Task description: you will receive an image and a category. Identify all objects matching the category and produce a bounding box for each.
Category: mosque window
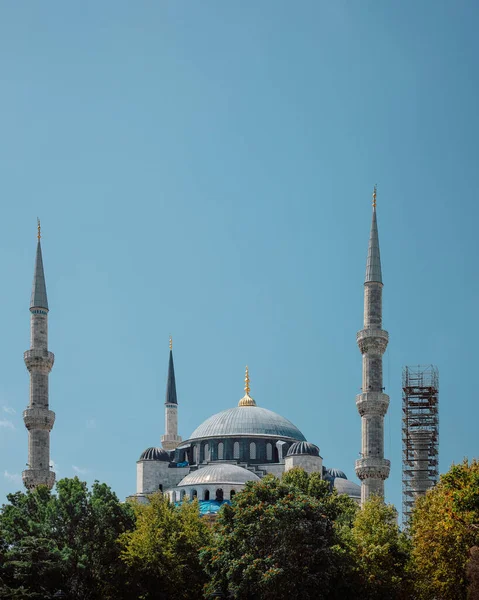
[204,490,210,500]
[266,443,272,461]
[233,441,240,459]
[192,489,197,499]
[250,442,256,460]
[204,443,210,462]
[218,442,224,460]
[230,490,236,500]
[216,488,224,502]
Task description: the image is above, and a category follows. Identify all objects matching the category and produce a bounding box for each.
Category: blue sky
[0,1,478,516]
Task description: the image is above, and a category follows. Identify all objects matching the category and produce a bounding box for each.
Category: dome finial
[244,365,250,395]
[372,185,377,209]
[238,365,256,407]
[37,218,41,241]
[169,335,172,351]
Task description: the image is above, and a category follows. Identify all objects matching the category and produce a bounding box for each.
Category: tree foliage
[119,492,211,600]
[0,477,134,600]
[411,459,479,600]
[201,473,341,600]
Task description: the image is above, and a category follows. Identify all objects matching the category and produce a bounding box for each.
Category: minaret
[355,188,390,504]
[22,221,56,490]
[161,337,182,451]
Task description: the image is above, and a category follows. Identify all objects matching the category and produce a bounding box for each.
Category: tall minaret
[161,337,182,451]
[355,188,390,504]
[22,221,56,490]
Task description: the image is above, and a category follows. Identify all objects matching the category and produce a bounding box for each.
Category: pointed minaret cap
[30,219,49,310]
[165,336,178,405]
[365,186,383,284]
[238,366,257,407]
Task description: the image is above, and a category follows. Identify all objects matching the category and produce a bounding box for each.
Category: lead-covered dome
[326,467,347,480]
[286,441,320,457]
[139,447,170,462]
[333,477,361,498]
[178,464,260,487]
[188,406,306,442]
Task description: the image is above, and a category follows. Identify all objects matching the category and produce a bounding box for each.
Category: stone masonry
[22,233,55,490]
[355,191,390,504]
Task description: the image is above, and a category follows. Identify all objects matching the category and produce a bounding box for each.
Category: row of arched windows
[191,441,275,463]
[172,488,236,502]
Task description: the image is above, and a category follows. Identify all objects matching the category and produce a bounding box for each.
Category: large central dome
[188,405,306,442]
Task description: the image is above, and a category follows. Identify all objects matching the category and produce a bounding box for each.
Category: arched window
[192,489,197,499]
[230,490,236,500]
[266,443,272,461]
[181,490,186,499]
[204,490,210,501]
[218,442,224,460]
[204,443,210,462]
[233,441,240,459]
[250,442,256,460]
[216,488,224,502]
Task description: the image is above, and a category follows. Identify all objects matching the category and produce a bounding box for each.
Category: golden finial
[372,185,377,209]
[37,218,41,241]
[169,335,173,351]
[239,365,256,407]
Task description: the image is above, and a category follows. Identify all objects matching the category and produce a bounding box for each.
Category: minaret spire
[355,188,390,504]
[23,222,55,490]
[161,337,182,450]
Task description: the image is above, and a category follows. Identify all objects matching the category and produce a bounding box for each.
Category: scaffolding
[402,365,439,526]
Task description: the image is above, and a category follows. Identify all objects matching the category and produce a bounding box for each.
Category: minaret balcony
[356,329,388,355]
[355,457,390,481]
[23,407,55,431]
[22,469,55,490]
[24,349,54,372]
[356,392,390,417]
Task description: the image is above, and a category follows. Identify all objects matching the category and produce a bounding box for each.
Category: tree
[201,474,339,600]
[347,495,410,600]
[0,478,135,600]
[411,459,479,600]
[119,492,211,600]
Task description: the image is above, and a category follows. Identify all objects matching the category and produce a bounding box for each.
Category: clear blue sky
[1,1,478,516]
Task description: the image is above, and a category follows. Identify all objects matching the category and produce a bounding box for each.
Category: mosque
[23,191,388,512]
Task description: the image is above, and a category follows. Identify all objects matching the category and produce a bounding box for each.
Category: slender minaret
[355,188,390,504]
[161,337,182,451]
[22,221,56,490]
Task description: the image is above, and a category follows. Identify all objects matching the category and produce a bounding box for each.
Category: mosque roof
[139,447,170,462]
[187,405,306,442]
[325,467,347,479]
[333,477,361,498]
[178,463,260,487]
[286,441,320,457]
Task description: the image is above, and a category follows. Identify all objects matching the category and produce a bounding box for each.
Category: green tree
[119,492,211,600]
[0,478,134,600]
[348,495,411,600]
[411,459,479,600]
[201,474,339,600]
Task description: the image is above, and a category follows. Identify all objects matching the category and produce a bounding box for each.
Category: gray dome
[188,406,306,442]
[178,464,260,487]
[326,467,347,480]
[286,441,319,457]
[139,447,170,462]
[334,477,361,498]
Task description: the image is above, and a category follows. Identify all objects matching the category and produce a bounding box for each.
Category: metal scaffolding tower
[402,365,439,526]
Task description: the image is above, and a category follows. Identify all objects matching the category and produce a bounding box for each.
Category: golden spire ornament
[372,185,377,209]
[37,218,41,241]
[238,365,256,407]
[169,335,173,351]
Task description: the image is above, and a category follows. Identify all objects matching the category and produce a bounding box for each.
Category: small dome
[286,441,320,457]
[326,467,347,480]
[333,477,361,498]
[139,447,170,462]
[178,464,260,487]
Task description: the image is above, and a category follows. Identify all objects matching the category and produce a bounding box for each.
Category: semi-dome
[333,477,361,498]
[286,441,320,457]
[139,447,170,462]
[188,406,306,442]
[326,467,347,480]
[178,463,260,487]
